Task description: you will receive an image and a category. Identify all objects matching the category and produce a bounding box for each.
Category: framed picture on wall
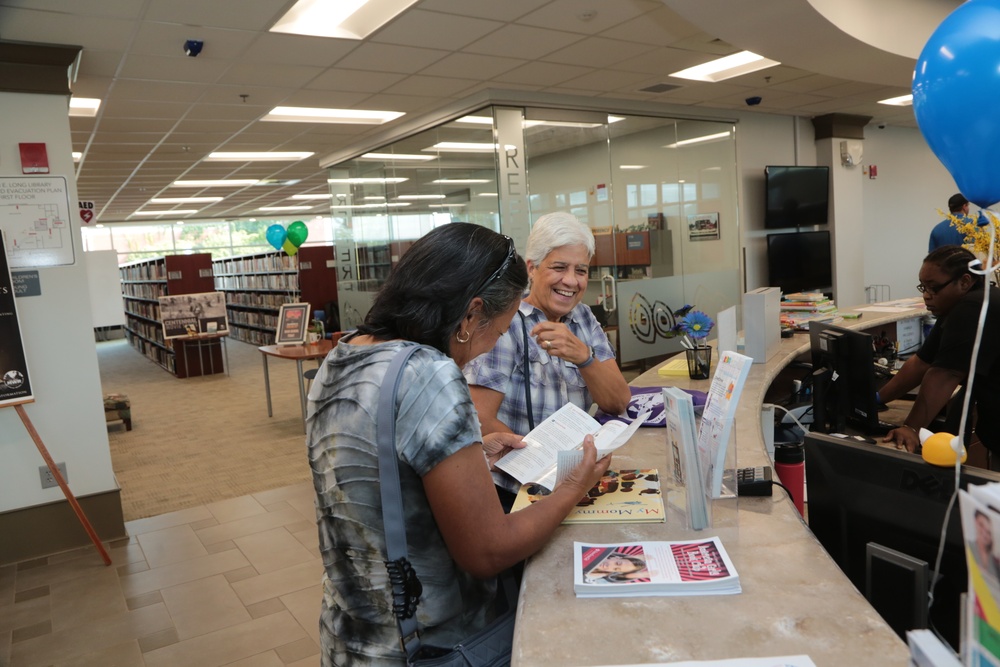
[275,302,311,346]
[687,213,720,241]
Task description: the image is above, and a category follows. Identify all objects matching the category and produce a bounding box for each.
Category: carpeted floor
[97,336,317,521]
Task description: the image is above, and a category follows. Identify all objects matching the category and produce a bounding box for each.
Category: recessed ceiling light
[430,179,491,184]
[670,51,780,82]
[172,179,260,187]
[291,194,332,200]
[360,152,436,161]
[69,97,101,117]
[425,142,501,153]
[878,94,913,106]
[258,206,316,211]
[428,203,465,208]
[175,221,185,225]
[455,115,494,125]
[263,106,404,124]
[270,0,420,40]
[205,151,313,162]
[363,196,387,201]
[664,131,731,148]
[477,193,499,198]
[608,116,626,123]
[151,197,223,204]
[328,177,408,184]
[133,210,199,216]
[331,202,412,209]
[619,165,646,170]
[397,194,446,200]
[72,152,82,162]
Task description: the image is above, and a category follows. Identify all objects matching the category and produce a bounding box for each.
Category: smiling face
[525,244,590,321]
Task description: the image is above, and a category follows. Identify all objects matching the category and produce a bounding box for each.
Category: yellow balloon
[282,238,299,256]
[921,431,967,467]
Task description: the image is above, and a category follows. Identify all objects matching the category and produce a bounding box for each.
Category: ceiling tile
[217,62,325,88]
[0,7,136,50]
[381,75,479,98]
[493,61,593,87]
[244,33,360,67]
[600,6,702,45]
[420,52,525,80]
[370,10,504,51]
[463,24,582,59]
[541,36,654,69]
[334,43,451,74]
[416,0,547,22]
[517,0,661,35]
[143,0,287,31]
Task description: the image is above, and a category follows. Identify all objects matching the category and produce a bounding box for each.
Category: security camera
[877,123,887,129]
[184,40,203,57]
[745,96,762,106]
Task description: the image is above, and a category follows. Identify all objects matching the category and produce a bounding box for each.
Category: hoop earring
[456,329,471,344]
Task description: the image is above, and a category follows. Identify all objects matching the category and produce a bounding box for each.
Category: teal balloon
[913,0,1000,207]
[287,220,309,247]
[266,224,286,250]
[282,238,299,256]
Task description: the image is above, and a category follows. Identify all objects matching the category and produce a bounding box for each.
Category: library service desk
[513,306,926,666]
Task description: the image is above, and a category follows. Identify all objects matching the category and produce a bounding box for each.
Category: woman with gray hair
[464,212,630,486]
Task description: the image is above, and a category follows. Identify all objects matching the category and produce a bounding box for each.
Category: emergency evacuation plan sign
[0,176,75,268]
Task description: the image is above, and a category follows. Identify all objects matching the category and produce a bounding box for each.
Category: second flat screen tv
[767,230,832,294]
[765,165,830,228]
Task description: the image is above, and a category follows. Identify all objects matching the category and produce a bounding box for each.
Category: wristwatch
[576,346,597,368]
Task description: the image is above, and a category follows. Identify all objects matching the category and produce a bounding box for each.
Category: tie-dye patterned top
[306,336,496,666]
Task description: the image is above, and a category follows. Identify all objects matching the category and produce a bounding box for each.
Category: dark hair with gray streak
[357,222,527,355]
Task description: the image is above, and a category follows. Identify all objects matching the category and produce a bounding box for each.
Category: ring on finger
[543,340,551,349]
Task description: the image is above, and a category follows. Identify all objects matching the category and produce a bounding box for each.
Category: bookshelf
[212,245,338,346]
[120,253,224,378]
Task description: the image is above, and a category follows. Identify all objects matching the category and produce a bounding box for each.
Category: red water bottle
[773,442,805,517]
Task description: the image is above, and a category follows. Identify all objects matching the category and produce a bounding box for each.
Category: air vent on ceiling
[639,83,681,94]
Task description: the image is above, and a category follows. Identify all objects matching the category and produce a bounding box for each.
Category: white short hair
[525,212,595,265]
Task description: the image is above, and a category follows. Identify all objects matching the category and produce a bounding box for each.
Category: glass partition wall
[328,106,740,363]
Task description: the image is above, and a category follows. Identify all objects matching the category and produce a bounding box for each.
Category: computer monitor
[805,431,1000,648]
[808,321,882,435]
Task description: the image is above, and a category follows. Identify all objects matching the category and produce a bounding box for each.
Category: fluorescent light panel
[258,206,315,211]
[206,151,313,161]
[133,210,198,215]
[878,94,913,106]
[331,202,411,209]
[291,194,333,200]
[270,0,420,40]
[263,106,404,124]
[69,97,101,117]
[397,194,445,200]
[664,131,731,148]
[360,152,436,161]
[172,179,260,187]
[150,197,223,204]
[328,177,407,184]
[619,165,646,170]
[670,50,780,82]
[72,151,82,162]
[431,179,491,184]
[425,142,499,153]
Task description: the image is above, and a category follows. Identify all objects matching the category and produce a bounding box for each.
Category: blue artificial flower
[678,310,714,340]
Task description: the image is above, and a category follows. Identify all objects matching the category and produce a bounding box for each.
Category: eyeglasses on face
[916,276,957,295]
[474,235,516,296]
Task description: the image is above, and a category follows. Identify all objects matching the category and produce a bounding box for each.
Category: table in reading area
[512,306,927,666]
[258,339,333,433]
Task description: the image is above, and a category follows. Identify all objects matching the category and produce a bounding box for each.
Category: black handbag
[377,345,517,667]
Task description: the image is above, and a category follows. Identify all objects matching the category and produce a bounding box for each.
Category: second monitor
[808,321,888,436]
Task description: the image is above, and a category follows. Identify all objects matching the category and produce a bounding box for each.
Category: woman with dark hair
[306,223,611,666]
[880,245,1000,455]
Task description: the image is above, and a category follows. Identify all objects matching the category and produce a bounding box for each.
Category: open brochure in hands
[494,403,649,492]
[574,538,741,598]
[510,469,664,524]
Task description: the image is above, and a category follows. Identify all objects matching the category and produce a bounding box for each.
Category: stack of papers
[780,292,838,330]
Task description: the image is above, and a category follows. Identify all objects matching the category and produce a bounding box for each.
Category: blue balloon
[265,224,286,251]
[913,0,1000,208]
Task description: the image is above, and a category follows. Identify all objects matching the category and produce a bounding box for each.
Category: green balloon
[287,220,309,247]
[282,238,299,256]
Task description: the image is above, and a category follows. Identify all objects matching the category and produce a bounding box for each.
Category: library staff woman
[880,245,1000,455]
[306,223,611,666]
[464,212,630,448]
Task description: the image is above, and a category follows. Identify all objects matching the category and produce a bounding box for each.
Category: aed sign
[79,200,95,224]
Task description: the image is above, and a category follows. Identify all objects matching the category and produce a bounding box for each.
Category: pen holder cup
[685,346,712,380]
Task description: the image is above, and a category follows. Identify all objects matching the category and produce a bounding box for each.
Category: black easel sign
[0,232,33,406]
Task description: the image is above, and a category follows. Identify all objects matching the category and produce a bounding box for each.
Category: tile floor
[0,481,323,667]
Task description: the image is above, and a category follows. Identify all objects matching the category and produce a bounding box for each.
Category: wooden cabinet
[212,245,338,346]
[120,253,224,378]
[592,231,651,267]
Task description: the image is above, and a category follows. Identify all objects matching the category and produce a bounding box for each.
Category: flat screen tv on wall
[765,165,830,228]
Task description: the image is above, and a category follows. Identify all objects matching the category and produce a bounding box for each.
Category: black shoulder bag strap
[377,344,425,660]
[518,312,535,431]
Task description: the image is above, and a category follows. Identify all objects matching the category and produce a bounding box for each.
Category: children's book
[573,538,741,598]
[494,402,648,491]
[510,469,664,524]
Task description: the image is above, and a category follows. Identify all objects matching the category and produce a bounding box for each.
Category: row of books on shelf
[227,326,275,346]
[124,301,160,321]
[213,253,296,275]
[225,291,293,310]
[126,319,167,347]
[120,263,169,282]
[125,330,175,372]
[123,283,167,301]
[215,273,299,291]
[226,310,279,331]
